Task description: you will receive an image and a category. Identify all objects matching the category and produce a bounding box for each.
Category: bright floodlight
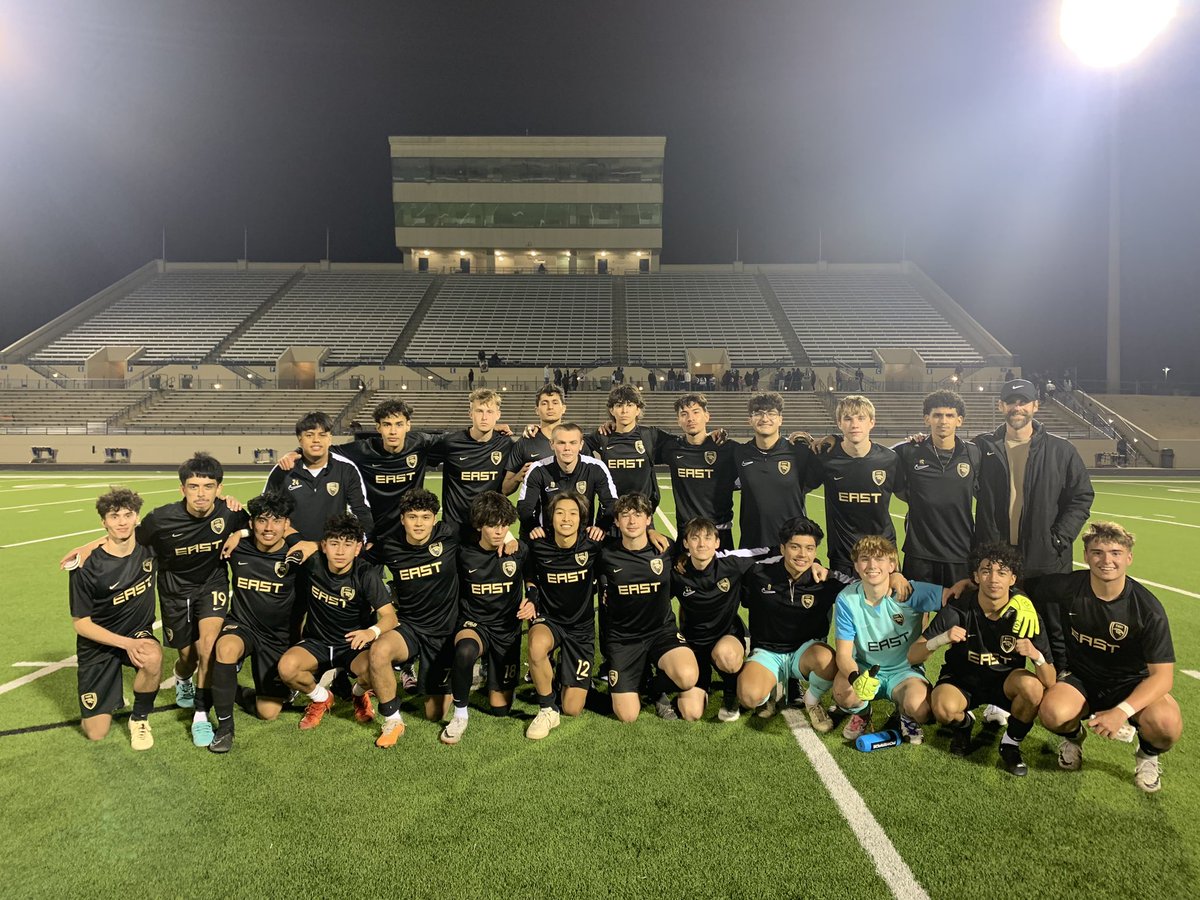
[1061,0,1178,68]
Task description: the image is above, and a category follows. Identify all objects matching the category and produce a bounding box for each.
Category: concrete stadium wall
[0,434,290,468]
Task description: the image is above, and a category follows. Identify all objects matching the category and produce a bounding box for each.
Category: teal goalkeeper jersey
[834,581,942,670]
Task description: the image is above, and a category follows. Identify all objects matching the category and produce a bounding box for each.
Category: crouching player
[441,492,532,745]
[1035,521,1183,793]
[278,514,397,731]
[69,487,162,750]
[908,543,1054,775]
[737,518,848,729]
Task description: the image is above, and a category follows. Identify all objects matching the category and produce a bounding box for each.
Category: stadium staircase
[23,364,68,387]
[385,277,445,365]
[610,276,628,365]
[333,390,374,432]
[754,275,811,368]
[107,390,161,427]
[203,268,305,363]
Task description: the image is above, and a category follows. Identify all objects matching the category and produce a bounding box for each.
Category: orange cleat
[352,690,375,724]
[299,696,334,730]
[374,715,406,748]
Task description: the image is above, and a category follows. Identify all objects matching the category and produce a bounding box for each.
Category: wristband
[1117,700,1136,718]
[369,625,382,639]
[238,528,250,539]
[1033,654,1046,667]
[924,633,950,652]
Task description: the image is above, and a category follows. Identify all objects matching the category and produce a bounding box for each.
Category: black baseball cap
[1001,379,1037,403]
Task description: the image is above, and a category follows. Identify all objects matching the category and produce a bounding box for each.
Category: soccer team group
[64,379,1184,791]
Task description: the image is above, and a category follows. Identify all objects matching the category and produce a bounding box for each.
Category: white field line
[1094,490,1200,505]
[1090,511,1200,530]
[1072,562,1200,600]
[782,708,929,899]
[0,620,163,695]
[1182,670,1200,682]
[0,476,264,512]
[654,507,678,539]
[1093,479,1200,485]
[2,528,103,549]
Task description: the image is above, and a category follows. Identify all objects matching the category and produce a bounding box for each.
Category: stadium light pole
[1059,0,1177,394]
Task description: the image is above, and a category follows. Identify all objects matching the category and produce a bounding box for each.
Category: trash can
[1161,448,1174,469]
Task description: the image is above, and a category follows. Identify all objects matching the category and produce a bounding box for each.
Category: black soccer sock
[951,711,975,730]
[720,671,738,706]
[451,639,481,708]
[1005,716,1034,743]
[194,687,212,715]
[211,661,238,732]
[130,690,156,721]
[1138,735,1164,757]
[489,703,511,717]
[1054,724,1085,741]
[378,696,403,718]
[536,691,556,710]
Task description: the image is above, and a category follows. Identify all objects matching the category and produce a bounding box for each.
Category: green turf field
[0,471,1196,899]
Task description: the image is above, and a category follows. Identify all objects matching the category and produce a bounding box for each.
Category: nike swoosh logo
[682,589,695,596]
[108,581,121,589]
[986,451,995,456]
[833,475,845,481]
[913,465,930,471]
[611,567,621,573]
[468,568,478,574]
[236,562,248,566]
[675,455,684,461]
[741,461,754,467]
[458,456,469,461]
[171,532,185,538]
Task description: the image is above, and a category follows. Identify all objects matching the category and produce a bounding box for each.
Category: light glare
[1060,0,1177,68]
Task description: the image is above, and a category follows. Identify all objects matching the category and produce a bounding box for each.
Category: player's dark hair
[552,422,583,440]
[295,411,334,436]
[682,517,718,541]
[178,452,224,484]
[673,393,708,413]
[613,492,653,518]
[778,516,823,547]
[607,384,644,410]
[535,383,565,403]
[969,541,1023,579]
[546,490,588,521]
[323,513,364,543]
[923,390,965,417]
[96,486,143,518]
[373,400,413,423]
[397,487,440,516]
[470,491,517,529]
[248,490,295,520]
[748,391,784,416]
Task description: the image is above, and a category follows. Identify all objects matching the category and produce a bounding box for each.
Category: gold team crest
[634,440,646,455]
[802,593,815,609]
[274,560,290,578]
[406,454,418,469]
[81,692,98,711]
[340,586,356,602]
[704,451,717,466]
[957,462,971,478]
[211,517,225,535]
[1000,634,1016,654]
[778,460,791,476]
[429,542,443,558]
[891,613,905,626]
[575,552,589,566]
[1109,621,1129,641]
[142,559,153,573]
[717,577,731,593]
[326,482,340,497]
[576,481,588,494]
[165,627,174,643]
[650,559,664,575]
[872,470,886,486]
[502,560,518,578]
[491,451,504,466]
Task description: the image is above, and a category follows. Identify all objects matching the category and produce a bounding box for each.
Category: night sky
[2,1,1197,387]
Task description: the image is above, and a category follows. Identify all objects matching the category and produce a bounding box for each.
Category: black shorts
[76,630,157,719]
[218,622,289,699]
[458,619,522,693]
[533,616,596,689]
[395,622,454,696]
[686,618,746,691]
[159,584,229,650]
[293,638,363,673]
[901,556,970,588]
[1059,671,1144,718]
[605,629,688,694]
[934,671,1012,712]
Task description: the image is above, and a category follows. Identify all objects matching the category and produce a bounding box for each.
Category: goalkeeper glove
[850,665,881,702]
[1000,593,1040,639]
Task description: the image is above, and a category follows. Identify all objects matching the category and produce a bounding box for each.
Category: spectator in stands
[489,352,502,367]
[667,367,677,391]
[478,349,487,367]
[554,367,563,387]
[835,370,844,391]
[854,367,865,391]
[570,369,580,392]
[648,371,657,392]
[543,365,552,384]
[467,369,475,390]
[1116,437,1130,467]
[809,370,817,392]
[681,367,691,390]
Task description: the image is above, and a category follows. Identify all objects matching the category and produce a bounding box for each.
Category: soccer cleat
[998,742,1028,777]
[299,696,334,730]
[950,712,976,756]
[1134,751,1162,793]
[208,729,234,754]
[900,716,924,745]
[805,702,834,734]
[191,719,215,748]
[654,696,679,721]
[756,682,783,719]
[526,707,561,740]
[1058,733,1085,771]
[717,702,741,723]
[399,667,419,694]
[352,690,375,723]
[174,679,196,709]
[439,715,469,745]
[842,710,871,741]
[375,716,406,748]
[982,704,1010,728]
[129,718,154,751]
[471,659,485,691]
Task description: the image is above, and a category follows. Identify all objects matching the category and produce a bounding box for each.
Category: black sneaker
[998,742,1028,777]
[208,730,234,754]
[950,712,976,756]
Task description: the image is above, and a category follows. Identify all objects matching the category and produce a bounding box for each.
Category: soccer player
[69,487,161,749]
[209,491,313,754]
[366,488,460,746]
[598,493,699,723]
[502,383,567,495]
[441,492,533,745]
[908,543,1054,776]
[277,513,397,730]
[891,390,980,586]
[737,518,849,730]
[832,536,946,744]
[661,394,737,548]
[811,395,898,576]
[731,392,815,550]
[1035,522,1182,793]
[523,491,604,739]
[586,385,672,511]
[428,389,514,540]
[517,422,617,538]
[672,518,772,722]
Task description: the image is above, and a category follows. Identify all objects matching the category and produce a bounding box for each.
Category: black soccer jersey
[585,425,671,509]
[265,452,374,541]
[333,433,440,543]
[458,542,530,628]
[526,534,602,629]
[516,455,618,536]
[299,553,393,647]
[659,436,736,532]
[505,431,553,475]
[598,539,676,642]
[924,591,1052,680]
[69,543,158,640]
[813,442,898,568]
[379,521,459,635]
[227,542,300,643]
[732,438,814,549]
[742,560,851,653]
[135,498,246,597]
[1034,572,1175,686]
[892,438,979,565]
[672,548,768,645]
[429,430,512,535]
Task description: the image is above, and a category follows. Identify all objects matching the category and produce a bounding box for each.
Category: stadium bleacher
[0,389,151,429]
[120,389,361,433]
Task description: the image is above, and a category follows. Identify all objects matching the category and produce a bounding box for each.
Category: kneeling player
[599,493,699,723]
[69,487,162,750]
[441,492,532,745]
[908,543,1054,775]
[738,518,849,731]
[1035,521,1183,793]
[278,514,397,730]
[209,491,311,753]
